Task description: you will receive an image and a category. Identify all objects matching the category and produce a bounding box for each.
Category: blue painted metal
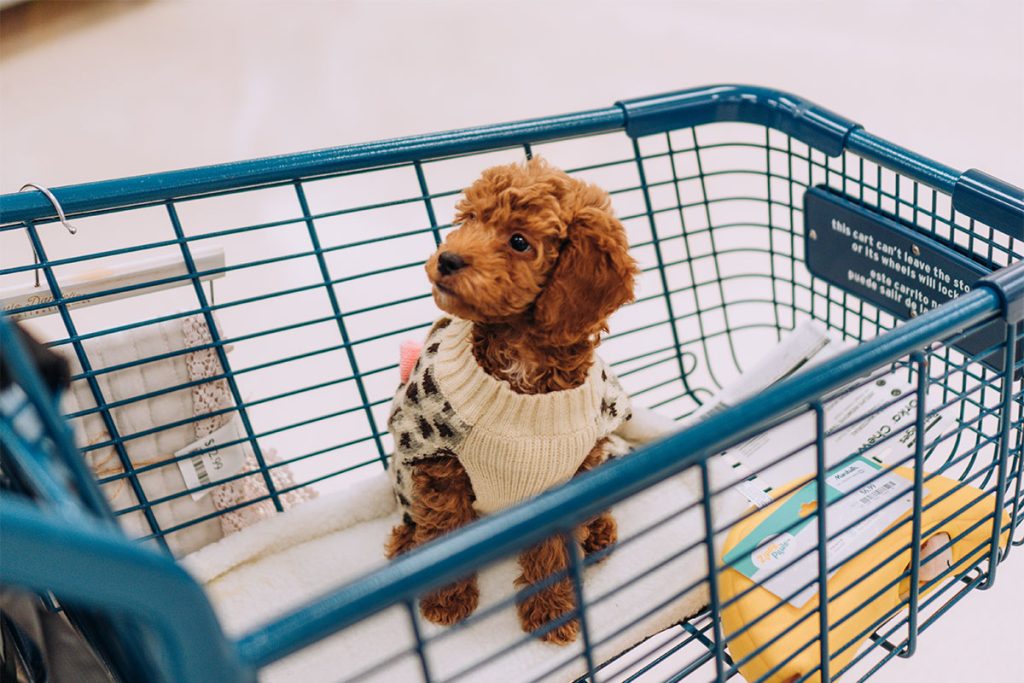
[0,107,627,225]
[698,460,727,683]
[0,418,84,520]
[904,354,929,657]
[166,202,284,513]
[844,129,962,199]
[0,315,112,521]
[979,258,1024,324]
[24,223,169,548]
[0,496,253,683]
[812,403,831,682]
[2,85,1019,239]
[617,84,860,156]
[2,279,1012,681]
[292,182,390,472]
[804,185,1009,371]
[953,169,1024,241]
[632,137,694,403]
[979,320,1018,590]
[566,535,598,681]
[1,85,1021,683]
[235,287,1002,668]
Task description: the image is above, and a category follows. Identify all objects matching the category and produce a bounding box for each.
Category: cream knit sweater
[387,317,631,516]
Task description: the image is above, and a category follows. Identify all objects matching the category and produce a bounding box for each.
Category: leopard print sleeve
[597,357,632,437]
[387,318,472,519]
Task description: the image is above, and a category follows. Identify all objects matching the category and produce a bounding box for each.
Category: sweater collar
[432,318,607,436]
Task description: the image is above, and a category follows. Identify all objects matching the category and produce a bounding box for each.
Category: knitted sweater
[387,317,631,516]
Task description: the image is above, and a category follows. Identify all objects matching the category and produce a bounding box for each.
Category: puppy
[385,157,637,644]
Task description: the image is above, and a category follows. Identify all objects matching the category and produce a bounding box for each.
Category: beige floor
[2,1,1022,682]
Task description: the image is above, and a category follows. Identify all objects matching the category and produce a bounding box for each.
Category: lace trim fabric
[182,315,316,536]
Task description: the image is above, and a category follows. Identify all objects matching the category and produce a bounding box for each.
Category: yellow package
[719,459,1010,683]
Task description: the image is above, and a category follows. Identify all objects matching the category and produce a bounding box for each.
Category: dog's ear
[532,191,636,345]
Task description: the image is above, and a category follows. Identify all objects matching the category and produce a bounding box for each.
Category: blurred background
[2,0,1021,190]
[2,1,1021,681]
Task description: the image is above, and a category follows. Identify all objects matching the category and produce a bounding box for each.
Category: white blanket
[184,408,749,683]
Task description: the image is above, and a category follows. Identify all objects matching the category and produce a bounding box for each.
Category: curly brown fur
[394,157,636,641]
[384,518,417,558]
[515,535,580,644]
[576,439,618,559]
[426,156,638,394]
[513,439,620,644]
[386,456,480,625]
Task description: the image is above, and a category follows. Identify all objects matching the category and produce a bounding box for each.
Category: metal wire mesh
[1,103,1021,683]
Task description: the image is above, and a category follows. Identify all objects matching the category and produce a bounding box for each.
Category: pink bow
[399,340,423,384]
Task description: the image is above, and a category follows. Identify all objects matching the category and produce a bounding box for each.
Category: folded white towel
[60,313,314,555]
[183,407,748,683]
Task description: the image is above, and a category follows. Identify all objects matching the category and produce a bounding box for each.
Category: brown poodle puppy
[385,156,637,644]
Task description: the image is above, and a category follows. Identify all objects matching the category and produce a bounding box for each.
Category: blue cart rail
[1,85,1022,683]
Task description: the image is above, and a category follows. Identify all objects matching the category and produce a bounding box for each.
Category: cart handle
[1,85,1020,238]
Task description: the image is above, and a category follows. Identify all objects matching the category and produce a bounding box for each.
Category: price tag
[176,416,248,500]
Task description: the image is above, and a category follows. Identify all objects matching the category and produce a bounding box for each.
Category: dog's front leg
[407,456,480,626]
[515,535,580,645]
[575,439,618,558]
[515,439,619,644]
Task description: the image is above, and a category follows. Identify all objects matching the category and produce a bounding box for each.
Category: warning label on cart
[804,186,1017,373]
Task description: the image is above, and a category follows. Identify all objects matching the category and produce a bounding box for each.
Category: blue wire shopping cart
[1,85,1022,683]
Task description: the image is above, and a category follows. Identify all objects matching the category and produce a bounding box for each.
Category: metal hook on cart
[20,184,79,235]
[19,183,79,287]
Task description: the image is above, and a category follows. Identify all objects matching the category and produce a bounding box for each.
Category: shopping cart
[0,84,1021,683]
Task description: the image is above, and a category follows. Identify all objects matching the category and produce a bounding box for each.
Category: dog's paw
[582,512,617,559]
[516,581,579,646]
[538,617,580,645]
[419,577,479,626]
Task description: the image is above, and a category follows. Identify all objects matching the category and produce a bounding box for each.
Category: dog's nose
[437,251,467,276]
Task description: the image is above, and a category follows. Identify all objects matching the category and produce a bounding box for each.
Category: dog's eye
[509,233,531,252]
